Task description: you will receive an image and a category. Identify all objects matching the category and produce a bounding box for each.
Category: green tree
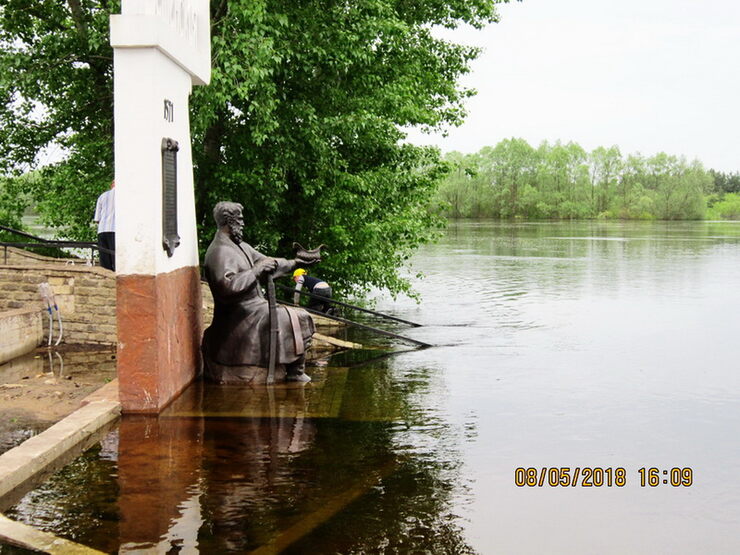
[0,0,115,240]
[589,146,621,216]
[646,153,709,220]
[615,153,646,218]
[535,141,590,219]
[436,151,479,218]
[0,0,517,296]
[488,137,537,218]
[0,175,26,231]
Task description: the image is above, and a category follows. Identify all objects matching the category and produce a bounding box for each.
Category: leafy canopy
[0,0,515,297]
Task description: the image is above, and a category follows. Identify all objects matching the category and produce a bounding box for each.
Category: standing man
[93,180,115,271]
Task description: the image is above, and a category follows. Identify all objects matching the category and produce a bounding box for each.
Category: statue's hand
[254,257,278,278]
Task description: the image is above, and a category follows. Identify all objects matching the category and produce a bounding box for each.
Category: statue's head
[214,201,244,244]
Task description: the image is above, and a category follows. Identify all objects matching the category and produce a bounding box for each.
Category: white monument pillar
[110,0,210,413]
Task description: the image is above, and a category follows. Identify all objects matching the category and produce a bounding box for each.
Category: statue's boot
[285,354,311,383]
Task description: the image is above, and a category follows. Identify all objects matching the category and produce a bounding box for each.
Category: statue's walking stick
[266,272,278,385]
[265,243,324,385]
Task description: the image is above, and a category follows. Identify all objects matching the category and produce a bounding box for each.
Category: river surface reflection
[4,220,740,553]
[373,220,740,553]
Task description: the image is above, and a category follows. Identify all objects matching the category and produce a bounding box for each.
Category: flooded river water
[4,220,740,553]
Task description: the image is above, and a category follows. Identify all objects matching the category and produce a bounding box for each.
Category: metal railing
[0,224,113,265]
[278,299,431,348]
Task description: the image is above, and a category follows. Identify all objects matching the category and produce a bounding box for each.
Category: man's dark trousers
[98,232,115,271]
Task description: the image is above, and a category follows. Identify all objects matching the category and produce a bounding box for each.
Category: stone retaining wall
[0,264,116,345]
[0,308,43,365]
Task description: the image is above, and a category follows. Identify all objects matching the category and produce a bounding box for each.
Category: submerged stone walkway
[0,514,105,554]
[0,380,120,504]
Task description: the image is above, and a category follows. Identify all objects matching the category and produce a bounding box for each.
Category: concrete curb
[0,514,105,554]
[0,379,121,502]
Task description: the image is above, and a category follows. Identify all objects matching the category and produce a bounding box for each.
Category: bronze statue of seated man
[202,201,316,384]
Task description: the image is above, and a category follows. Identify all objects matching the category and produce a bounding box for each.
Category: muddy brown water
[2,221,740,553]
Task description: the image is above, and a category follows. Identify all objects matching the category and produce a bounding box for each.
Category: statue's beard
[228,222,243,244]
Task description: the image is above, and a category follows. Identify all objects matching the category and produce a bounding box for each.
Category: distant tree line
[709,170,740,194]
[435,139,723,220]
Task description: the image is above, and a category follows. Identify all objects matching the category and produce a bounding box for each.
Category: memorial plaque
[161,138,180,256]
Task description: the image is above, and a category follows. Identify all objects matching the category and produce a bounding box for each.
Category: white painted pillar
[110,0,210,413]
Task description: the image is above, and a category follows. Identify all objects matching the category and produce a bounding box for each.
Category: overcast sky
[408,0,740,172]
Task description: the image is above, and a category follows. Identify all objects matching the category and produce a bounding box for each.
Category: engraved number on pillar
[164,99,174,122]
[161,138,180,257]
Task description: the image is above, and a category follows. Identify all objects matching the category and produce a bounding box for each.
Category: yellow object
[293,268,307,278]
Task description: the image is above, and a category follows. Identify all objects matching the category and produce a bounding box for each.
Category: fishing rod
[275,282,422,328]
[278,300,432,349]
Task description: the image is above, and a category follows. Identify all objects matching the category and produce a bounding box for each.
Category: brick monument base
[117,266,203,413]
